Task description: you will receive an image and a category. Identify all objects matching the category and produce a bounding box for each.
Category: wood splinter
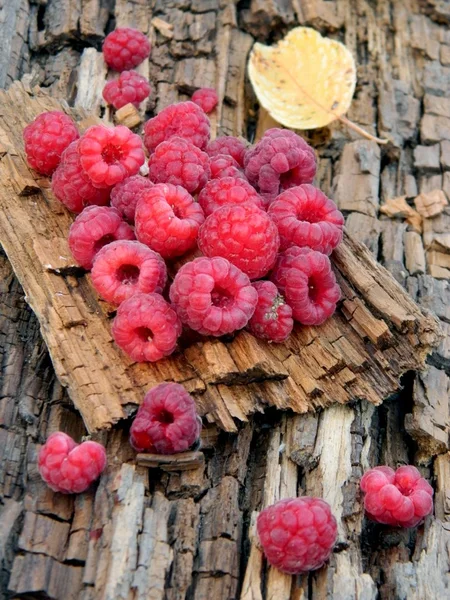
[136,451,205,471]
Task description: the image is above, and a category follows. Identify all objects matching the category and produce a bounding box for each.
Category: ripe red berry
[110,174,153,223]
[257,497,337,574]
[103,28,151,71]
[206,135,247,167]
[103,70,151,109]
[130,383,201,454]
[198,176,264,216]
[247,281,293,343]
[191,87,219,114]
[209,154,246,181]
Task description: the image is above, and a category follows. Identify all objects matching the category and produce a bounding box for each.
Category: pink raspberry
[143,101,210,153]
[360,465,434,528]
[169,256,258,336]
[129,383,201,454]
[52,141,111,213]
[23,111,79,175]
[38,432,107,494]
[110,175,153,223]
[198,176,264,216]
[191,88,219,114]
[198,204,279,280]
[269,185,344,254]
[78,125,145,188]
[257,497,337,574]
[247,281,293,343]
[111,293,181,362]
[135,183,205,259]
[244,128,316,204]
[68,206,135,269]
[209,154,246,181]
[103,70,151,109]
[91,241,167,305]
[103,28,151,72]
[206,135,247,167]
[148,137,210,194]
[271,247,340,326]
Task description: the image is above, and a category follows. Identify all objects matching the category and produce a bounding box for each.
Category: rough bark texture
[1,1,450,599]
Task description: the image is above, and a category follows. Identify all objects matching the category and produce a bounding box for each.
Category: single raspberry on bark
[271,247,340,326]
[198,176,264,216]
[191,88,219,114]
[103,70,151,109]
[209,154,247,181]
[135,183,205,259]
[360,465,434,527]
[198,203,279,280]
[103,28,151,71]
[206,135,248,167]
[148,137,210,194]
[169,256,258,336]
[68,206,135,269]
[112,293,182,362]
[23,111,79,175]
[257,497,337,574]
[91,241,167,305]
[110,175,153,223]
[130,383,201,454]
[38,432,107,494]
[269,184,345,253]
[247,281,293,343]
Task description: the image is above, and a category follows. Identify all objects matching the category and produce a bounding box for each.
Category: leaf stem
[336,115,389,145]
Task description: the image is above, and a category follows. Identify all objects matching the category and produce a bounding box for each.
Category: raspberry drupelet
[130,383,201,454]
[110,175,153,223]
[103,70,151,109]
[360,465,434,528]
[247,281,293,343]
[269,184,345,254]
[103,28,151,72]
[209,154,246,181]
[91,241,167,305]
[206,135,248,167]
[271,247,341,326]
[23,111,79,175]
[111,293,182,362]
[68,206,135,269]
[198,203,280,280]
[198,176,264,216]
[191,88,219,114]
[169,256,258,336]
[257,497,337,574]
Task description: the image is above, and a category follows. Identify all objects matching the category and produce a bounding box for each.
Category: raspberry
[110,175,153,223]
[38,432,107,494]
[143,101,210,153]
[103,70,151,109]
[68,206,135,269]
[148,137,210,194]
[271,247,340,326]
[360,465,434,528]
[129,383,201,454]
[198,176,264,216]
[247,281,293,343]
[191,88,219,114]
[206,136,247,167]
[103,28,151,72]
[198,204,279,280]
[209,154,246,181]
[257,497,337,574]
[244,128,316,203]
[51,141,111,213]
[169,256,258,336]
[91,241,167,305]
[111,293,181,362]
[23,111,79,176]
[78,125,145,188]
[135,183,205,259]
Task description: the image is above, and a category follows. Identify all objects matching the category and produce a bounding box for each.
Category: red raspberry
[198,204,279,280]
[191,88,219,114]
[91,241,167,305]
[68,206,135,269]
[257,497,337,574]
[198,176,264,216]
[360,466,434,528]
[271,247,340,326]
[103,70,151,110]
[206,135,247,167]
[38,432,107,494]
[148,137,210,194]
[244,128,316,204]
[103,28,151,72]
[129,383,201,454]
[111,293,181,362]
[169,256,258,336]
[247,281,293,343]
[143,101,210,153]
[135,183,204,259]
[110,175,153,223]
[78,125,145,188]
[269,185,344,254]
[23,111,79,175]
[209,154,246,181]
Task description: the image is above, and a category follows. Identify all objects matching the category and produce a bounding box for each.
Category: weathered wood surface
[1,1,450,599]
